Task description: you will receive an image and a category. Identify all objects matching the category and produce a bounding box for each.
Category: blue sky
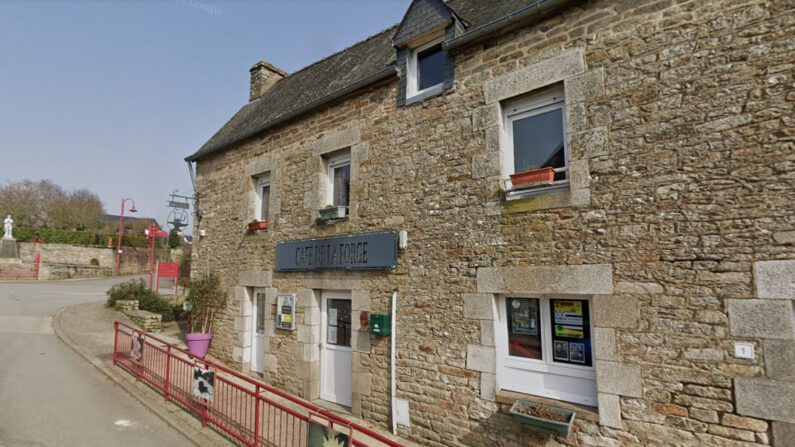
[0,0,410,232]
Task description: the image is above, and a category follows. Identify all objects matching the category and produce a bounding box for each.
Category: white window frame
[256,173,270,222]
[406,38,445,100]
[502,86,570,190]
[495,295,597,406]
[326,152,351,209]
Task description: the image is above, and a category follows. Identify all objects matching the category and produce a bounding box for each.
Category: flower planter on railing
[509,400,575,438]
[318,205,347,221]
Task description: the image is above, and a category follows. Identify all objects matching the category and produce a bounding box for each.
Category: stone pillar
[0,237,19,259]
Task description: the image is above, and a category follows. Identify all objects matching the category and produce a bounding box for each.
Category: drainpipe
[391,290,397,435]
[186,161,196,190]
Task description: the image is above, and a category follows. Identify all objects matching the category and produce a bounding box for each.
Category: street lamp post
[116,197,137,275]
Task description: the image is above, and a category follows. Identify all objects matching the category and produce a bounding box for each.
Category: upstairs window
[417,44,444,91]
[503,86,569,187]
[327,152,350,214]
[407,39,446,100]
[257,174,270,222]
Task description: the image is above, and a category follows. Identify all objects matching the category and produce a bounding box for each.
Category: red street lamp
[116,197,137,275]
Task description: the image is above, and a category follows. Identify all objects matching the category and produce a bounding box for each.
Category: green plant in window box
[248,218,267,231]
[510,163,555,188]
[318,204,347,221]
[509,400,576,437]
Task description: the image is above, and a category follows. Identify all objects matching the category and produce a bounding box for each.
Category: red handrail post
[134,334,141,382]
[164,345,172,402]
[113,321,119,366]
[254,385,260,447]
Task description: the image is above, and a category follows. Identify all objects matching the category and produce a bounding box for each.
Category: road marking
[0,316,54,334]
[115,419,133,427]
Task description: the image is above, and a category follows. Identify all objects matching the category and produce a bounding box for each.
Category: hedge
[107,279,175,322]
[14,227,150,247]
[14,227,92,245]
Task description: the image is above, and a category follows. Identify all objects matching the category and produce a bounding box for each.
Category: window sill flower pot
[186,333,213,358]
[318,205,347,221]
[510,167,555,188]
[248,220,267,231]
[509,400,575,438]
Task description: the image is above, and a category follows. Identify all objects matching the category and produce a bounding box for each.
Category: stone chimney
[249,61,288,101]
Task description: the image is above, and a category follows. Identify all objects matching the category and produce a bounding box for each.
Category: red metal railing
[0,259,38,281]
[113,321,403,447]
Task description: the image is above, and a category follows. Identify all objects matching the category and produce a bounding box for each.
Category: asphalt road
[0,277,193,447]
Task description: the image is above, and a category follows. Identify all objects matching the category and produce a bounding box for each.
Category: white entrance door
[320,291,352,407]
[250,288,267,374]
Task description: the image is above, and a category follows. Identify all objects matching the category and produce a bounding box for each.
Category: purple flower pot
[186,333,213,358]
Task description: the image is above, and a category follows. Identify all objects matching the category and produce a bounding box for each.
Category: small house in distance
[186,1,794,446]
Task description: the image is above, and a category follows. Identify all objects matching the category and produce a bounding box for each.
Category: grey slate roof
[446,0,549,28]
[186,0,564,162]
[101,214,161,229]
[187,26,399,161]
[394,0,454,46]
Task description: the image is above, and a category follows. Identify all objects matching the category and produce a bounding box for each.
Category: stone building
[185,0,794,445]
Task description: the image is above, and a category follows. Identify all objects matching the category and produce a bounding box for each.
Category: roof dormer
[394,0,461,107]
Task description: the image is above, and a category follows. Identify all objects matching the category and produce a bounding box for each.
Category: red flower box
[248,220,267,231]
[509,167,555,187]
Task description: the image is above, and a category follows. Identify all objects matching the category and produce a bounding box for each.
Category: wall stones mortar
[191,0,795,445]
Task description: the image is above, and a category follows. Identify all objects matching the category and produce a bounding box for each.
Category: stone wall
[191,1,794,446]
[114,300,163,332]
[17,242,169,278]
[18,242,114,267]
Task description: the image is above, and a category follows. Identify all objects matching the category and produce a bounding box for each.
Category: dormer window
[410,41,444,95]
[401,37,451,105]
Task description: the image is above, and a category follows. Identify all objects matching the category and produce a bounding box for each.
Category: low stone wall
[115,300,162,332]
[0,260,37,281]
[40,263,112,280]
[18,242,114,267]
[17,242,169,278]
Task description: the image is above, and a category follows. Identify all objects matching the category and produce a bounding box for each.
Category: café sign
[276,231,397,272]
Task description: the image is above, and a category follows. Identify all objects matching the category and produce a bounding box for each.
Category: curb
[51,306,224,447]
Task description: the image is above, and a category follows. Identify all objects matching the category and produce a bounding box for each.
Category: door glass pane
[256,293,266,334]
[418,45,444,91]
[512,108,566,180]
[506,298,542,359]
[549,299,592,367]
[332,164,350,209]
[326,299,351,347]
[260,185,270,222]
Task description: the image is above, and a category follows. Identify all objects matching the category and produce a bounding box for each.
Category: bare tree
[0,180,65,227]
[0,180,104,230]
[50,189,104,230]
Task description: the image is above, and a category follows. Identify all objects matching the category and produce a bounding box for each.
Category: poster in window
[276,293,295,330]
[510,298,538,335]
[308,420,350,447]
[549,299,592,367]
[130,335,144,363]
[569,342,586,363]
[553,300,584,339]
[192,367,215,405]
[553,340,569,362]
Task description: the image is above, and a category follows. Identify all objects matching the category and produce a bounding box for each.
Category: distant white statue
[3,215,12,238]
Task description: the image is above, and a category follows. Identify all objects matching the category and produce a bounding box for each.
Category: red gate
[113,321,404,447]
